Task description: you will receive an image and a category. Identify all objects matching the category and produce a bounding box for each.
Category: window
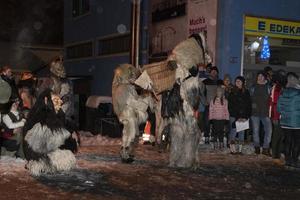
[72,0,90,18]
[152,0,186,22]
[66,42,93,59]
[98,34,131,56]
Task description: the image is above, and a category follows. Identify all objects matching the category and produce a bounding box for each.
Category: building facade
[217,0,300,85]
[64,0,300,95]
[64,0,149,95]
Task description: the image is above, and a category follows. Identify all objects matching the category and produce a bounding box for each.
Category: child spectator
[203,66,223,144]
[209,86,229,149]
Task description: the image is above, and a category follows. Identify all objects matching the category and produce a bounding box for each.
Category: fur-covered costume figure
[112,33,208,167]
[37,60,75,125]
[112,64,153,163]
[23,89,76,176]
[161,33,208,168]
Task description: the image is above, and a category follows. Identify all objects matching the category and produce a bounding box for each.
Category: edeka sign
[245,16,300,40]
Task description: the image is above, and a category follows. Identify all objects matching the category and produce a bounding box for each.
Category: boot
[237,144,243,155]
[229,144,236,154]
[205,137,210,144]
[262,148,271,157]
[255,147,260,155]
[219,142,224,151]
[120,147,134,163]
[213,142,218,150]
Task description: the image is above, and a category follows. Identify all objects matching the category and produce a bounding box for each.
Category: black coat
[228,88,252,119]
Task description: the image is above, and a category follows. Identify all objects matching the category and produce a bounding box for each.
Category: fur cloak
[163,33,207,168]
[112,64,153,162]
[23,89,76,176]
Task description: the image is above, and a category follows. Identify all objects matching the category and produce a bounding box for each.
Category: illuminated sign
[244,16,300,39]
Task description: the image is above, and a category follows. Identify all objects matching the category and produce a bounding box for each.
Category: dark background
[0,0,63,45]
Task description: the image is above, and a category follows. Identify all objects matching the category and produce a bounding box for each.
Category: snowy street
[0,134,299,200]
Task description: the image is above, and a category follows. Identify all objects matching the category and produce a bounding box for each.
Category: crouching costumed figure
[112,64,153,163]
[23,89,76,176]
[163,33,208,168]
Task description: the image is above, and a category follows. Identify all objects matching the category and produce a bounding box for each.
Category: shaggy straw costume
[112,64,153,163]
[163,33,207,168]
[112,33,208,167]
[23,89,76,176]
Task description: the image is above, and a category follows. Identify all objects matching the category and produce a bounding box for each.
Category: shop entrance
[242,16,300,86]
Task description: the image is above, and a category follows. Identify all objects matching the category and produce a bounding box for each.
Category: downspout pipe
[130,0,141,68]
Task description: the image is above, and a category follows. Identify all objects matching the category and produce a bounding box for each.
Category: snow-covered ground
[0,134,299,200]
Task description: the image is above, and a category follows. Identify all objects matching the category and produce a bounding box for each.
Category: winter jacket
[209,97,229,120]
[1,110,25,139]
[277,87,300,129]
[228,88,252,119]
[269,84,283,121]
[249,84,271,117]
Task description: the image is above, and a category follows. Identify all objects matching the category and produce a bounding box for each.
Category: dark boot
[213,142,218,150]
[262,148,271,157]
[255,147,261,155]
[120,147,134,163]
[205,137,210,144]
[219,142,224,151]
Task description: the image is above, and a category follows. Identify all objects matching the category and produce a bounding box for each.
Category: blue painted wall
[64,0,149,95]
[217,0,300,79]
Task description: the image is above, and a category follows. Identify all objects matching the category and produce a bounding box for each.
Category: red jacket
[269,84,282,121]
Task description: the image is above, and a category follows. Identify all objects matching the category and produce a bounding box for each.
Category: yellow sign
[244,16,300,39]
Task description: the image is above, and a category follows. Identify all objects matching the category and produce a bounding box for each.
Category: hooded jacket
[277,87,300,129]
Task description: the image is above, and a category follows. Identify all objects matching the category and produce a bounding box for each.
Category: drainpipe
[130,0,141,68]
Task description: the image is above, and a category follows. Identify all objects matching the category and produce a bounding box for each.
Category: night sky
[0,0,63,45]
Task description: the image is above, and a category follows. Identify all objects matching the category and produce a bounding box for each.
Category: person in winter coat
[269,70,286,165]
[277,72,300,168]
[228,76,252,154]
[1,66,19,101]
[0,99,26,157]
[250,71,272,156]
[209,86,229,149]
